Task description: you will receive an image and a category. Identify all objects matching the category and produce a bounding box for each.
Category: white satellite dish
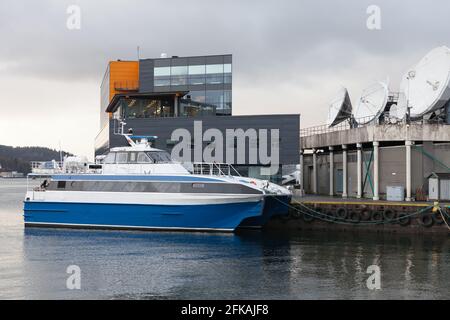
[390,93,407,120]
[398,46,450,118]
[354,80,389,125]
[326,87,353,127]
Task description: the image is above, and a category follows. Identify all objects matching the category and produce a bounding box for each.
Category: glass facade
[116,97,175,119]
[154,63,231,88]
[152,55,232,116]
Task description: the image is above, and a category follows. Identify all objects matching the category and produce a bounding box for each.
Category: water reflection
[1,179,449,299]
[18,228,450,299]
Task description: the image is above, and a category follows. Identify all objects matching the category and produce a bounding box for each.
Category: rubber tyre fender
[302,211,315,222]
[398,213,411,226]
[360,208,372,221]
[371,211,383,222]
[349,211,361,224]
[418,214,434,228]
[383,208,397,222]
[336,207,348,220]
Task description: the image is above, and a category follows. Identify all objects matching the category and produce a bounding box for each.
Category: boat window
[137,152,151,163]
[57,181,66,189]
[116,152,128,164]
[129,152,137,163]
[146,151,172,163]
[104,152,116,164]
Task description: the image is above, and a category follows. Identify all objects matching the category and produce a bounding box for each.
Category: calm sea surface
[0,179,449,299]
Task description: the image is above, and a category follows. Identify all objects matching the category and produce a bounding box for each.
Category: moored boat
[24,135,291,232]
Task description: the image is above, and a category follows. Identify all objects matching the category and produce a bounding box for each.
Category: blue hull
[238,195,291,228]
[23,200,264,232]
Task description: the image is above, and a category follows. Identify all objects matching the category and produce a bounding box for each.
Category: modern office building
[95,54,300,181]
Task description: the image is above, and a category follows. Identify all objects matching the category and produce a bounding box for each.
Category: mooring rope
[271,195,435,226]
[438,208,450,230]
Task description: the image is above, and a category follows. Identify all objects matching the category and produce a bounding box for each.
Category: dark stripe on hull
[45,180,262,195]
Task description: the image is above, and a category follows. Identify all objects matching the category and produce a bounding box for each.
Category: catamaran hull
[238,195,291,229]
[23,200,264,232]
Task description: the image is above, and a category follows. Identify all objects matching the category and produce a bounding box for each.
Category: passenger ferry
[24,134,291,232]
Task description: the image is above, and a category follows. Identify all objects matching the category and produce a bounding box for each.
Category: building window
[123,98,174,119]
[206,90,224,111]
[154,77,170,86]
[154,67,171,87]
[206,64,224,84]
[224,64,232,84]
[170,66,188,86]
[188,65,206,85]
[154,67,171,76]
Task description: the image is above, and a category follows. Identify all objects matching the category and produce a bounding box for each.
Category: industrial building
[300,122,450,201]
[95,54,300,182]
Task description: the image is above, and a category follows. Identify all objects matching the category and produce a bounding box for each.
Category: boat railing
[30,161,64,174]
[192,163,241,177]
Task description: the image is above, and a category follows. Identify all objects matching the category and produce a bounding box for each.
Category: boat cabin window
[116,152,128,164]
[104,152,116,164]
[129,152,137,163]
[103,151,170,164]
[137,152,151,163]
[146,151,172,163]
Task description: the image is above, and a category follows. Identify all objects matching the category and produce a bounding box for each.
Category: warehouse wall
[303,143,450,199]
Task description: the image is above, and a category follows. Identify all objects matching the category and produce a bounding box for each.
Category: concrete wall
[301,124,450,149]
[303,143,450,199]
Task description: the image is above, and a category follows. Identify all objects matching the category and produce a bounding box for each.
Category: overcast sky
[0,0,449,158]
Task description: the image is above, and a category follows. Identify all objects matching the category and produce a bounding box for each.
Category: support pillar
[329,146,334,196]
[405,140,412,201]
[174,95,179,117]
[312,148,318,194]
[342,144,348,198]
[357,143,362,199]
[373,141,379,201]
[299,150,305,196]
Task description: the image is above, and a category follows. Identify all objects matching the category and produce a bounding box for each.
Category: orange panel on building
[109,60,139,100]
[100,60,139,129]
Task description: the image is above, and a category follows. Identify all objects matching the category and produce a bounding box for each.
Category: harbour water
[0,179,449,299]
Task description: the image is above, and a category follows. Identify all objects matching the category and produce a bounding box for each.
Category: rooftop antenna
[137,46,140,60]
[58,141,63,165]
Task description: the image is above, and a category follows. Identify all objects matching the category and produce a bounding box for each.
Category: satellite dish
[389,98,407,120]
[398,46,450,118]
[326,87,353,127]
[354,80,389,125]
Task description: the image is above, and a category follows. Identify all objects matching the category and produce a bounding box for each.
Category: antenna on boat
[58,141,63,164]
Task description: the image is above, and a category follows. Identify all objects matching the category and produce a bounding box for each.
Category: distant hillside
[0,145,73,174]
